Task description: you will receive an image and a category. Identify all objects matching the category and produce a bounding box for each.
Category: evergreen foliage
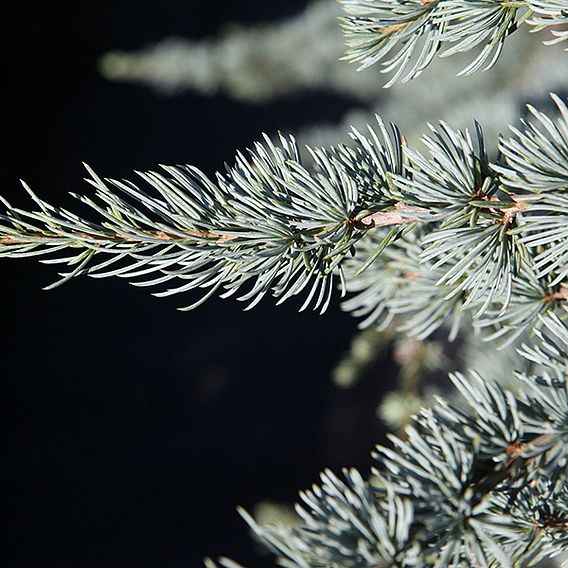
[99,0,375,102]
[1,98,566,342]
[239,361,568,566]
[340,0,568,86]
[3,0,568,565]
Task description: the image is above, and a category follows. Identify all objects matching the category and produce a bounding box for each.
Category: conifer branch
[237,362,568,567]
[1,97,567,344]
[339,0,567,86]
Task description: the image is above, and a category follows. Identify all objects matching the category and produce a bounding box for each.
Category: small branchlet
[339,0,568,87]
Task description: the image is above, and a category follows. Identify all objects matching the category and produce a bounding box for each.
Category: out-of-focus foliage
[99,1,382,102]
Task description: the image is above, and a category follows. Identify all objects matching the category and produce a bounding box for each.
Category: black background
[1,2,394,566]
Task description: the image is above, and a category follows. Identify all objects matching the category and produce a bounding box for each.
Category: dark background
[1,2,394,566]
